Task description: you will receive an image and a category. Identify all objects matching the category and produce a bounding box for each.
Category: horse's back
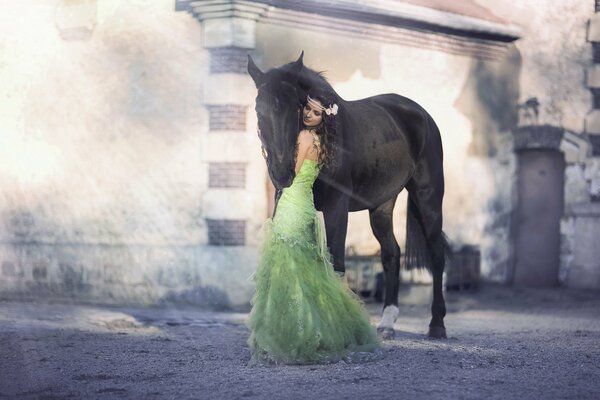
[364,93,440,158]
[339,94,441,210]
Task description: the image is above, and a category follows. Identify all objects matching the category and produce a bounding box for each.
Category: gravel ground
[1,284,599,400]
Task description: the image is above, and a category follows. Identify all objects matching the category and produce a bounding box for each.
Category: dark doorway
[513,149,564,286]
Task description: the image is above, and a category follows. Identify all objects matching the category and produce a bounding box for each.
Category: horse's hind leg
[406,164,447,339]
[369,195,401,340]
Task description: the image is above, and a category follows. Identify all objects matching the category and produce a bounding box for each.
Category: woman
[247,89,381,365]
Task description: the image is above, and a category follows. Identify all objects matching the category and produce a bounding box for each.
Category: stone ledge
[177,0,520,42]
[176,0,519,59]
[513,125,563,151]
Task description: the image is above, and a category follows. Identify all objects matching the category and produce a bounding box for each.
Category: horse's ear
[290,51,304,74]
[247,55,264,88]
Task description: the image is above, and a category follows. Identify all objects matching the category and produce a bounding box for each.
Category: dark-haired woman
[247,91,381,365]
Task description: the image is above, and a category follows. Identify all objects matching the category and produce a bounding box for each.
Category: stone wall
[2,0,596,307]
[0,0,261,307]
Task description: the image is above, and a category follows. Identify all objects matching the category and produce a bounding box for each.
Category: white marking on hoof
[377,305,399,330]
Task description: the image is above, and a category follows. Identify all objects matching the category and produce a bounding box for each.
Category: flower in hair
[325,103,338,116]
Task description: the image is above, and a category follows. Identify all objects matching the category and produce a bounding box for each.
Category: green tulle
[247,159,380,365]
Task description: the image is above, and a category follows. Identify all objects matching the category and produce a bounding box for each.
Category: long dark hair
[300,87,337,170]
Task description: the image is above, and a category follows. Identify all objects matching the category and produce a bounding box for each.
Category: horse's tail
[404,193,452,271]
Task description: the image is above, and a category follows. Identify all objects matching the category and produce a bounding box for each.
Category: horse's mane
[275,62,336,96]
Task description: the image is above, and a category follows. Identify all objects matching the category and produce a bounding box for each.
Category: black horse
[248,53,451,339]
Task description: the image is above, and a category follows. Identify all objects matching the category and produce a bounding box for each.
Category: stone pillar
[586,4,600,166]
[565,2,600,289]
[184,1,269,247]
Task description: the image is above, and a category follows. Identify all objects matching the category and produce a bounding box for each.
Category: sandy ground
[1,284,599,400]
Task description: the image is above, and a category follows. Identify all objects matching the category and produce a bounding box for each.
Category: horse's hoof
[377,327,395,340]
[427,326,447,339]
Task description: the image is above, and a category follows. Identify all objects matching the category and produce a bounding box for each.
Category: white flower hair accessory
[307,95,338,117]
[325,103,338,116]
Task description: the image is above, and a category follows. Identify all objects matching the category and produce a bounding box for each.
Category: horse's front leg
[322,195,349,275]
[369,196,401,340]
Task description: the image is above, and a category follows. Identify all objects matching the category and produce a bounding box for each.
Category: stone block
[571,213,600,266]
[560,130,588,163]
[564,164,589,205]
[585,110,600,134]
[201,133,253,161]
[206,219,246,246]
[584,158,600,180]
[203,18,256,48]
[588,13,600,42]
[587,65,600,88]
[209,162,246,188]
[206,104,247,131]
[202,190,253,219]
[204,75,256,105]
[209,47,250,74]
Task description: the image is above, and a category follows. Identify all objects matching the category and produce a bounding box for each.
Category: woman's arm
[294,131,312,175]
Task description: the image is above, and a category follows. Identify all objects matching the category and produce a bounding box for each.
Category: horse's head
[248,53,305,190]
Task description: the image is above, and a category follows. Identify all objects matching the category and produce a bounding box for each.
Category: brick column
[586,4,600,202]
[181,1,269,247]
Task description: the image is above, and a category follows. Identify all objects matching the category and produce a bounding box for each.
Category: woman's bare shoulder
[298,129,314,138]
[297,130,314,145]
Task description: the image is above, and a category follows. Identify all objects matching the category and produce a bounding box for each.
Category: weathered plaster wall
[476,0,591,131]
[1,0,208,245]
[0,0,258,307]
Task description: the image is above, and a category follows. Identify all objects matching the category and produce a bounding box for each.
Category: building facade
[0,0,598,308]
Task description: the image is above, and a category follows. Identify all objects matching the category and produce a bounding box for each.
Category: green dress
[247,158,380,365]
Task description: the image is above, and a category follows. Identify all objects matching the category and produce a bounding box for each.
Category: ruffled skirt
[247,212,380,365]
